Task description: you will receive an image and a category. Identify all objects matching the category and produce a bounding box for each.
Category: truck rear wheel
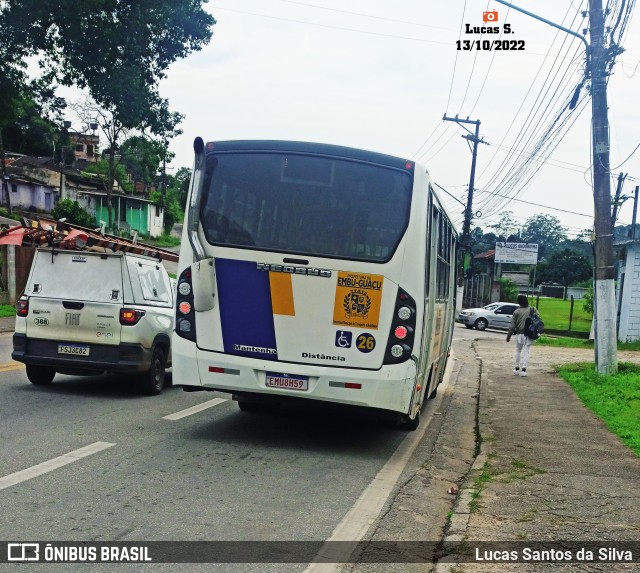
[26,365,55,385]
[140,346,166,395]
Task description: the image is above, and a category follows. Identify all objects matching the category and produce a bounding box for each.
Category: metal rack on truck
[0,216,179,262]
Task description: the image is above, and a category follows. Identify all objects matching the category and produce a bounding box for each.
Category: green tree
[149,187,182,235]
[0,0,215,229]
[120,136,169,193]
[535,248,593,295]
[498,278,519,302]
[521,214,567,259]
[561,234,593,259]
[145,167,191,234]
[0,63,67,159]
[470,227,497,254]
[489,211,521,241]
[82,159,132,194]
[171,167,192,211]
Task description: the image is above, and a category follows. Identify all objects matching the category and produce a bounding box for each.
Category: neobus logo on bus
[256,263,332,277]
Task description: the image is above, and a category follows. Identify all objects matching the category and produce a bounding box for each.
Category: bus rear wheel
[397,409,420,431]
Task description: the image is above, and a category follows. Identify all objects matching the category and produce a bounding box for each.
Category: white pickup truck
[12,248,174,394]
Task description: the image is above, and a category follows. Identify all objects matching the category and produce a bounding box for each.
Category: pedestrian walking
[506,294,539,377]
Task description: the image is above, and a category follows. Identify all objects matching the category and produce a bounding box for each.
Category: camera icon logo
[7,543,40,561]
[483,10,498,22]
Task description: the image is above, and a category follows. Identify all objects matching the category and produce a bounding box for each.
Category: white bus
[172,139,457,430]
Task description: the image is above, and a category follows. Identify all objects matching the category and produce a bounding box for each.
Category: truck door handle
[63,301,84,310]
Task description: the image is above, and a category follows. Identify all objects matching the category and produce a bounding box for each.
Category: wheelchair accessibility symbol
[335,330,352,348]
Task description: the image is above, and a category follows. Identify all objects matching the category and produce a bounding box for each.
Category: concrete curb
[433,342,490,572]
[0,316,15,333]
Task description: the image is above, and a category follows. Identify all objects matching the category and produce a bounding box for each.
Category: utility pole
[632,186,639,241]
[611,172,627,229]
[589,0,617,374]
[59,147,67,201]
[495,0,617,374]
[0,129,12,215]
[443,115,485,312]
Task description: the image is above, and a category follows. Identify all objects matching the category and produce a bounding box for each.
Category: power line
[611,141,640,170]
[481,0,636,219]
[475,4,587,211]
[486,141,589,172]
[277,0,454,31]
[474,188,593,218]
[477,3,585,184]
[210,6,452,44]
[411,1,468,161]
[445,0,467,114]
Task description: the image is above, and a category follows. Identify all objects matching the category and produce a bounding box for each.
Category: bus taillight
[383,287,417,365]
[394,325,410,340]
[175,268,196,342]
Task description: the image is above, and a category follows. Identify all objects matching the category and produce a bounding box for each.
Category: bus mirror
[191,258,216,312]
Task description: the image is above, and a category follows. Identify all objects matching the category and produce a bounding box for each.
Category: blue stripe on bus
[214,258,278,361]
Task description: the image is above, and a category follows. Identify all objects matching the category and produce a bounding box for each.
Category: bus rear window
[200,153,412,262]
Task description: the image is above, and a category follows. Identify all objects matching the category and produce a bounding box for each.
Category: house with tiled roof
[2,155,165,239]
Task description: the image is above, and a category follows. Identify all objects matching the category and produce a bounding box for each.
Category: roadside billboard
[494,242,539,265]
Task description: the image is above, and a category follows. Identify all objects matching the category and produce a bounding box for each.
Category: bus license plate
[58,344,90,356]
[265,372,308,391]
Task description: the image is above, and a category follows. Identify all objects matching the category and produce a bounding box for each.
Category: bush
[498,278,519,302]
[50,199,95,228]
[582,286,593,314]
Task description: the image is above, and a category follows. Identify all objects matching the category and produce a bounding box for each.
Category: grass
[532,296,592,333]
[469,460,494,512]
[537,335,640,351]
[467,456,545,513]
[555,362,640,456]
[0,305,15,318]
[151,233,181,247]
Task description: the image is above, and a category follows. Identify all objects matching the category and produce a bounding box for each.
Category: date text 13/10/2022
[458,21,525,51]
[457,39,525,51]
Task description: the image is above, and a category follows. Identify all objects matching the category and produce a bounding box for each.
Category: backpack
[524,307,544,340]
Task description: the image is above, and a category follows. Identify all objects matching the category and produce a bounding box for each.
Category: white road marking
[0,442,115,491]
[162,398,227,420]
[303,354,457,572]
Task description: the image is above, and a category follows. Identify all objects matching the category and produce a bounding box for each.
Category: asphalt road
[0,330,461,573]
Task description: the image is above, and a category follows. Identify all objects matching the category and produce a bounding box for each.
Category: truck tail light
[16,298,29,317]
[120,308,146,325]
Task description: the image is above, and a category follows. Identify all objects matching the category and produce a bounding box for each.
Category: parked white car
[457,302,519,331]
[12,248,174,394]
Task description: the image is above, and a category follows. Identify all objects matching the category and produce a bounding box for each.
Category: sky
[69,0,640,239]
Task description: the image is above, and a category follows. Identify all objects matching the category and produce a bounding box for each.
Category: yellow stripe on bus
[269,272,295,316]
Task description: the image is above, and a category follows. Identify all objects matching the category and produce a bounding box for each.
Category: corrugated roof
[474,249,495,260]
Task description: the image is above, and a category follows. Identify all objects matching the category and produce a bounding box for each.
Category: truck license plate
[265,372,308,391]
[58,344,90,356]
